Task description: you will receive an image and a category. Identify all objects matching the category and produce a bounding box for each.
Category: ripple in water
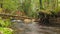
[11,20,60,34]
[24,22,39,34]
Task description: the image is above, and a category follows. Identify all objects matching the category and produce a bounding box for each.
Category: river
[11,20,60,34]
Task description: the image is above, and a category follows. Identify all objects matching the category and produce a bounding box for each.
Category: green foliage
[4,19,11,27]
[3,0,20,11]
[0,27,13,34]
[54,7,60,14]
[0,17,11,27]
[0,0,59,18]
[26,0,40,18]
[0,17,13,34]
[21,0,31,15]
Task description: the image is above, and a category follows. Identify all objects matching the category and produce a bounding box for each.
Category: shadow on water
[38,22,60,27]
[46,23,60,27]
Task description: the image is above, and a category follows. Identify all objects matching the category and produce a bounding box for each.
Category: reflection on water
[38,25,60,34]
[11,20,60,34]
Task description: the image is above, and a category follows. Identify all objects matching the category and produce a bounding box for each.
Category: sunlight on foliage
[0,17,11,27]
[0,27,13,34]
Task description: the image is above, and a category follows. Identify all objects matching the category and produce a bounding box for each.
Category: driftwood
[0,13,33,20]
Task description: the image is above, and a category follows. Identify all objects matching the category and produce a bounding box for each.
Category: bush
[0,17,13,34]
[0,17,11,27]
[0,27,13,34]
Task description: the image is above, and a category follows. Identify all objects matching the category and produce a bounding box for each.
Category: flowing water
[11,20,60,34]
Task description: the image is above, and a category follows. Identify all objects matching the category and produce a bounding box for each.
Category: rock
[32,19,35,22]
[24,19,32,24]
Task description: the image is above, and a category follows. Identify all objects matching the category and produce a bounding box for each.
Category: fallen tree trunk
[0,13,33,19]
